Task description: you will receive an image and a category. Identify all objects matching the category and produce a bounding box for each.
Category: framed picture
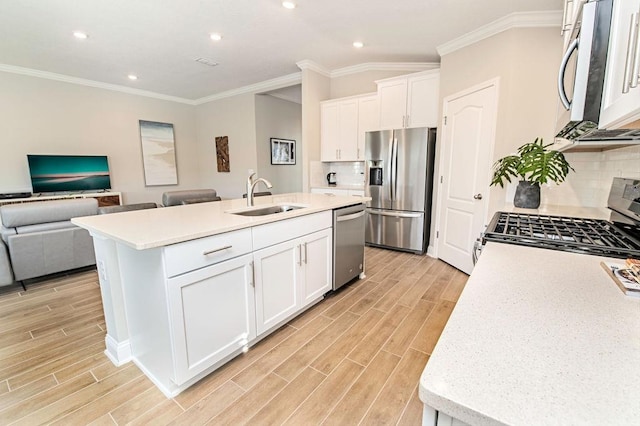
[139,120,178,186]
[270,138,296,165]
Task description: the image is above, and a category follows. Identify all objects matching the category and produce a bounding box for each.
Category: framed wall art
[270,138,296,165]
[139,120,178,186]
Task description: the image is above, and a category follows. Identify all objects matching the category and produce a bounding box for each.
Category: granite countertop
[419,242,640,425]
[72,193,369,250]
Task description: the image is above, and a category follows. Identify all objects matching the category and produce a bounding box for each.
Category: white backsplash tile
[316,161,365,187]
[543,145,640,208]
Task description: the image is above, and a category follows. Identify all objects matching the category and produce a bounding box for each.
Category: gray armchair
[0,241,13,287]
[162,189,221,206]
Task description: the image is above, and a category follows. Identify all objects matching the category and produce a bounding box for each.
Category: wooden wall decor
[215,136,230,172]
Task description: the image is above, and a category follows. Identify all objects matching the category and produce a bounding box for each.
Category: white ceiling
[0,0,562,101]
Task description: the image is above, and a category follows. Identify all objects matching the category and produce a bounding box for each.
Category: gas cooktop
[483,211,640,259]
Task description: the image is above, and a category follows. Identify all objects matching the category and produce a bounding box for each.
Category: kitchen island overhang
[72,193,370,397]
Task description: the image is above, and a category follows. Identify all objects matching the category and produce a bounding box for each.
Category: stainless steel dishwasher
[333,204,365,290]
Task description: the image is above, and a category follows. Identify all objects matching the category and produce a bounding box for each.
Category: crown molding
[296,60,331,77]
[330,62,439,78]
[194,72,301,105]
[437,10,563,56]
[0,63,196,105]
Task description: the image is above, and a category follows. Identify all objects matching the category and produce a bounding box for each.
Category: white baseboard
[104,334,132,366]
[427,244,437,258]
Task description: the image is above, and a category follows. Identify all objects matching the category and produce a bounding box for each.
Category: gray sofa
[0,198,98,285]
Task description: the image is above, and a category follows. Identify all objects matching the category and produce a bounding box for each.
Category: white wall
[330,70,414,99]
[300,69,331,192]
[194,93,257,199]
[0,72,199,204]
[255,95,302,194]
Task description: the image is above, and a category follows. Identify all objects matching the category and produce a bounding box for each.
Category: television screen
[27,155,112,193]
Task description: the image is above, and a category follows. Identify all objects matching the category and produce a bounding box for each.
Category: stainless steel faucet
[246,172,273,206]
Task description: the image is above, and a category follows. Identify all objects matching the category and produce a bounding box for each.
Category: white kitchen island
[419,242,640,425]
[72,193,368,397]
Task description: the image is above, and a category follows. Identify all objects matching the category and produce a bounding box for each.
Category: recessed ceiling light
[353,41,364,48]
[127,74,138,81]
[73,31,88,39]
[282,1,296,9]
[210,33,223,41]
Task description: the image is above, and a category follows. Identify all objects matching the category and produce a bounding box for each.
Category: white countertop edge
[73,193,370,250]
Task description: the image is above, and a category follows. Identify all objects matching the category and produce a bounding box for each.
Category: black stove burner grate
[483,212,640,259]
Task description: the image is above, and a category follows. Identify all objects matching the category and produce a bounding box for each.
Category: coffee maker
[327,172,337,186]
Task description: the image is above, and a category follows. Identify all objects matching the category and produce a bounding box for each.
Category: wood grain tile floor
[0,247,467,425]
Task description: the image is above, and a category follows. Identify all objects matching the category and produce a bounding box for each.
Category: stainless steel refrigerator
[364,127,436,254]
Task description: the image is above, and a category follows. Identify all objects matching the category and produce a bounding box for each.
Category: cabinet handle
[633,11,640,89]
[623,12,639,93]
[335,149,339,159]
[406,114,410,128]
[357,148,360,159]
[203,245,232,256]
[249,261,255,287]
[303,242,308,264]
[298,244,302,266]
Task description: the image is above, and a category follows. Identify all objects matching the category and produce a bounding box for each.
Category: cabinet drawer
[164,228,252,277]
[252,211,332,251]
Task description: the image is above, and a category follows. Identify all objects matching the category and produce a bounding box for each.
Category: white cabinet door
[407,72,440,128]
[378,78,408,130]
[253,239,300,335]
[168,254,256,385]
[299,228,332,307]
[378,70,440,129]
[600,0,640,129]
[357,95,380,160]
[321,101,340,161]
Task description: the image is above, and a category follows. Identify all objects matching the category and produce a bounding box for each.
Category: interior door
[437,81,498,274]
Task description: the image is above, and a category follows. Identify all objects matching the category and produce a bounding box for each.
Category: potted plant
[490,138,574,208]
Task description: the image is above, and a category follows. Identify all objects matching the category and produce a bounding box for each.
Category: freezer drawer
[365,208,425,254]
[333,204,365,290]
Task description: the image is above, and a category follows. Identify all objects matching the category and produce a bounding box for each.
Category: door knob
[473,193,483,200]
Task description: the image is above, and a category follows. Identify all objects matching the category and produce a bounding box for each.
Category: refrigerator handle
[392,138,399,201]
[388,135,395,202]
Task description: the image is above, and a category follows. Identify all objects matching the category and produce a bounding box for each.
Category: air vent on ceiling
[194,57,219,67]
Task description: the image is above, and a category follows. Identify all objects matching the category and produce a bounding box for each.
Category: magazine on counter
[600,261,640,297]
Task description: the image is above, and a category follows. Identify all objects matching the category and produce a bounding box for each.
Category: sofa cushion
[162,189,218,207]
[7,227,95,281]
[0,198,98,228]
[16,221,77,234]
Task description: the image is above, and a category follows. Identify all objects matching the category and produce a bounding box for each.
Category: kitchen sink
[229,204,306,217]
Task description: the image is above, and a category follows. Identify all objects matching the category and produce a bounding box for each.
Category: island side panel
[116,243,178,397]
[91,234,132,365]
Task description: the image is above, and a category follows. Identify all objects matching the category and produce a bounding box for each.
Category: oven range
[478,178,640,260]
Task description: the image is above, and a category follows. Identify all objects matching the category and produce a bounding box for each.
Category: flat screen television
[27,155,112,193]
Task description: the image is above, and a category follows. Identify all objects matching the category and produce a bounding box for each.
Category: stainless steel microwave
[555,0,613,141]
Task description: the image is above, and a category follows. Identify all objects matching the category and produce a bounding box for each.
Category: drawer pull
[202,245,232,256]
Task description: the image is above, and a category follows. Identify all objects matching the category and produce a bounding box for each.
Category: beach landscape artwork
[139,120,178,186]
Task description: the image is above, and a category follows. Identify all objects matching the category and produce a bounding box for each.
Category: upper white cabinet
[357,94,380,160]
[561,0,587,48]
[600,0,640,129]
[321,98,359,161]
[377,69,440,130]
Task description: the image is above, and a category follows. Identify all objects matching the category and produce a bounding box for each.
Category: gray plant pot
[514,181,540,208]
